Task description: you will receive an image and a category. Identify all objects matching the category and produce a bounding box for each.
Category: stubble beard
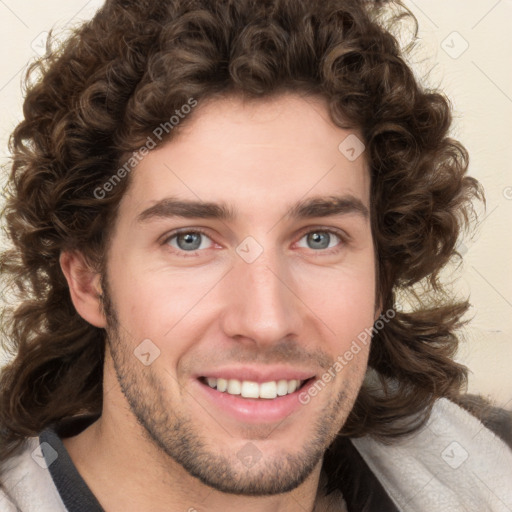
[100,275,352,496]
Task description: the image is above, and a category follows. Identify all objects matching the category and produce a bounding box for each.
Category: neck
[63,411,326,512]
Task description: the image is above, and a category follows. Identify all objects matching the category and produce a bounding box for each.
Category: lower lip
[193,378,314,424]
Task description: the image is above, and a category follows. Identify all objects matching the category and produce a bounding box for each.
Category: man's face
[102,93,377,495]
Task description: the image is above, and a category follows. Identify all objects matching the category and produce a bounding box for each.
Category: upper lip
[196,365,317,383]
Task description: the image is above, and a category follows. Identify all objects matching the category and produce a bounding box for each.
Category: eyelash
[161,227,348,258]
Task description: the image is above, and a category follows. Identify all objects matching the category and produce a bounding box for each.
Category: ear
[59,251,106,328]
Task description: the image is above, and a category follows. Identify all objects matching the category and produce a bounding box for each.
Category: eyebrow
[136,195,369,224]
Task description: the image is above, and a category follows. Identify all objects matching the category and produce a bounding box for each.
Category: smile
[201,377,308,399]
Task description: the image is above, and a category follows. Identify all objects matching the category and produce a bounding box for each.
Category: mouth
[198,376,312,400]
[194,375,316,424]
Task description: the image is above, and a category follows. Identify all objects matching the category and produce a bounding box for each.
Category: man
[0,0,510,511]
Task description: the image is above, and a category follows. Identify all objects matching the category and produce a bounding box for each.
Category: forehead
[120,93,370,223]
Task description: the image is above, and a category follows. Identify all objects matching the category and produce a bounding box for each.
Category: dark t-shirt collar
[39,415,104,512]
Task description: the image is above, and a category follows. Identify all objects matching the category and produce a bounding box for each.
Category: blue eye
[296,230,342,251]
[166,230,213,252]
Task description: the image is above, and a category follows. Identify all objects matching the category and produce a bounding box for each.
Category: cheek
[106,262,222,358]
[310,276,376,386]
[313,265,376,337]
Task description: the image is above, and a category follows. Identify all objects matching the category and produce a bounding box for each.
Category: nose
[219,248,305,347]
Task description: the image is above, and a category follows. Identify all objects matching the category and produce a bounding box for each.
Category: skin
[60,93,379,512]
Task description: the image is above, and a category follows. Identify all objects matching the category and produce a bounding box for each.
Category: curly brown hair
[0,0,483,465]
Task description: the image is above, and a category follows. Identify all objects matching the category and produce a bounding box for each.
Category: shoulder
[350,397,512,511]
[0,488,19,511]
[455,393,512,449]
[0,436,67,512]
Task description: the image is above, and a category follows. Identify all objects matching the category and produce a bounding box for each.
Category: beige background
[0,0,511,409]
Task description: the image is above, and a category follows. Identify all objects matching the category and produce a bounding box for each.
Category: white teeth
[276,379,289,396]
[227,379,241,395]
[259,381,277,399]
[217,378,227,392]
[204,377,304,399]
[287,380,298,394]
[241,381,260,398]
